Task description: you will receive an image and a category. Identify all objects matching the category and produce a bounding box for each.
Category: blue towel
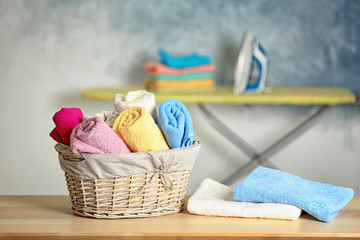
[158,49,211,69]
[233,167,354,222]
[158,99,193,149]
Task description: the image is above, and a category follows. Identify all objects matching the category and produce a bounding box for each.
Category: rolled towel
[112,107,169,152]
[70,117,130,154]
[50,108,83,145]
[158,99,193,149]
[233,167,354,222]
[94,110,118,127]
[187,178,302,220]
[113,90,157,121]
[144,62,216,76]
[159,49,211,69]
[50,128,63,143]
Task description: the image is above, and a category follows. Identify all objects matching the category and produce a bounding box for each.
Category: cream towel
[187,178,302,220]
[91,90,157,127]
[114,90,157,121]
[112,107,169,152]
[94,110,118,127]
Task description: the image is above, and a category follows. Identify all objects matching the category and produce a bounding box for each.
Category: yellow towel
[145,78,215,89]
[112,107,169,152]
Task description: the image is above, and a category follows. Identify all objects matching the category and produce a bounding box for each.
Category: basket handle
[54,143,85,162]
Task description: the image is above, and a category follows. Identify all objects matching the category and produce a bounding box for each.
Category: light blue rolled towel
[158,99,193,149]
[233,167,354,222]
[159,49,211,69]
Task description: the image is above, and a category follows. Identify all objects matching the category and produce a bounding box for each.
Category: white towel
[91,90,157,127]
[114,90,157,121]
[187,178,302,220]
[94,110,118,127]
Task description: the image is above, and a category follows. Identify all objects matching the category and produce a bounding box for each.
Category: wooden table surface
[0,196,359,240]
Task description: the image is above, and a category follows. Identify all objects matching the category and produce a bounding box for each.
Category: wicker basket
[55,143,199,219]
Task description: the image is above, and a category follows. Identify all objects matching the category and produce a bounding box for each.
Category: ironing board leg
[253,105,329,161]
[198,103,330,185]
[198,103,268,163]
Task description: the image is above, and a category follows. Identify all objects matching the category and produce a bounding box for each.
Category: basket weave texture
[55,143,195,219]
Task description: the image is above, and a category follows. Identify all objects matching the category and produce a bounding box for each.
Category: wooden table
[0,196,359,239]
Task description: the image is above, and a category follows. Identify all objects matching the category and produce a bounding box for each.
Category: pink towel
[144,62,216,76]
[70,117,131,154]
[50,108,83,145]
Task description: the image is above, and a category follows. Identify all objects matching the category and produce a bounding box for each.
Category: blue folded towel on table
[233,167,354,222]
[159,49,211,69]
[158,99,193,149]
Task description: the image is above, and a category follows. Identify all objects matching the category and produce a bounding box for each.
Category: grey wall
[0,0,359,195]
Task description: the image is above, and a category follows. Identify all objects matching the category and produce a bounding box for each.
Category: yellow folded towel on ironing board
[112,107,169,152]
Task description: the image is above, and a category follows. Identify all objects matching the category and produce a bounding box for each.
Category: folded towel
[145,85,215,94]
[159,49,211,69]
[187,178,302,220]
[50,108,83,145]
[113,90,157,121]
[144,62,216,76]
[112,107,169,152]
[145,79,214,89]
[158,99,193,149]
[233,167,354,222]
[148,73,213,81]
[70,117,131,154]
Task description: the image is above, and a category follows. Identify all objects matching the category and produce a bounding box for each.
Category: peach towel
[144,62,216,76]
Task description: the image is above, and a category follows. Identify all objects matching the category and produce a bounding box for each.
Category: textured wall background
[0,0,359,195]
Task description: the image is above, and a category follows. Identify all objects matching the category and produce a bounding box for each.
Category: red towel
[50,108,83,145]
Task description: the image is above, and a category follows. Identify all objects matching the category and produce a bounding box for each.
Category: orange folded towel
[144,62,216,76]
[145,79,215,89]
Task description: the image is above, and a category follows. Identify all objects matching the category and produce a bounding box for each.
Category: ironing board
[82,86,356,185]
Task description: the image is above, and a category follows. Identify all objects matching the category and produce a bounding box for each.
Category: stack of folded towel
[187,167,354,222]
[144,49,216,92]
[50,90,194,154]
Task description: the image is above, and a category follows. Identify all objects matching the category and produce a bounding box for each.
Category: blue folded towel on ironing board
[158,99,193,149]
[159,49,211,69]
[233,167,354,222]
